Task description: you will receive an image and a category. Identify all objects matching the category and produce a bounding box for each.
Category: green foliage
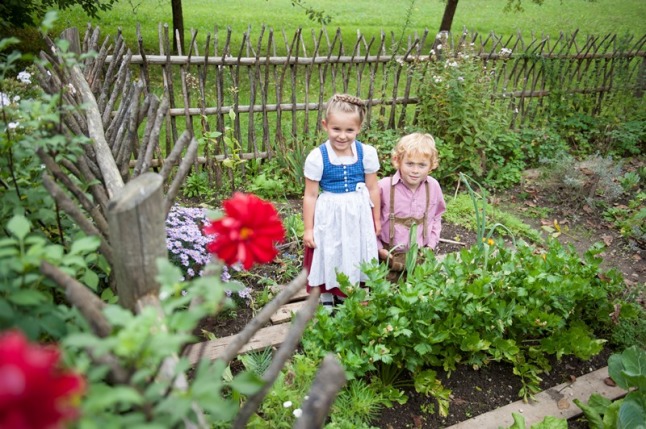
[603,191,646,245]
[239,348,273,377]
[64,259,267,428]
[1,0,117,29]
[0,214,109,339]
[501,412,567,428]
[183,170,212,199]
[303,237,625,407]
[414,45,525,189]
[330,379,385,427]
[574,346,646,429]
[444,191,542,244]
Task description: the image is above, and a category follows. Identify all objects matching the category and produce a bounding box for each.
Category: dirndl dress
[304,141,379,295]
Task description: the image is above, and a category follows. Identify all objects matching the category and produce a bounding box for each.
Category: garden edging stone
[445,366,626,428]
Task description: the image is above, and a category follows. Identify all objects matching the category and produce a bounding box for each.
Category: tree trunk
[439,0,459,33]
[171,0,185,54]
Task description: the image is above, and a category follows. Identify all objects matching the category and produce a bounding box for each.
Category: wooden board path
[184,284,309,364]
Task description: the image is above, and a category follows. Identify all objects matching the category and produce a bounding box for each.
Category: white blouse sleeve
[362,144,380,174]
[303,148,323,181]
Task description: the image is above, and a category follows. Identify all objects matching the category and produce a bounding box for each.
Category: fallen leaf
[569,375,577,382]
[525,201,536,207]
[540,219,551,226]
[412,414,423,428]
[601,235,613,246]
[604,377,617,387]
[582,204,593,213]
[633,254,642,262]
[452,397,468,406]
[557,398,570,410]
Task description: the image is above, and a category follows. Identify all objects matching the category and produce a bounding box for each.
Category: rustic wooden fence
[72,25,645,182]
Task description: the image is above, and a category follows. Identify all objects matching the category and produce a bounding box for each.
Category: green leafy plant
[331,379,386,427]
[183,170,211,199]
[573,345,646,429]
[414,42,525,189]
[501,413,567,428]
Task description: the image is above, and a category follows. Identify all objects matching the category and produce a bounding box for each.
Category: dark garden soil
[194,160,645,428]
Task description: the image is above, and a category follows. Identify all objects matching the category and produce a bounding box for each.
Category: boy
[377,132,446,271]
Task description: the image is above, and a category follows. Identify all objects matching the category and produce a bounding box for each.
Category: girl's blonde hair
[391,132,439,170]
[324,93,367,126]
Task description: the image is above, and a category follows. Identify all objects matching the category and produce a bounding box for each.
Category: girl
[303,94,381,308]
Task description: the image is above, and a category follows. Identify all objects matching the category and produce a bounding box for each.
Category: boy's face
[398,153,431,190]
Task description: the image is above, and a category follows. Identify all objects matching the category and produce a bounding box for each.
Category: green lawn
[53,0,646,54]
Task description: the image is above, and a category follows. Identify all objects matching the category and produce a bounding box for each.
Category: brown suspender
[387,177,430,250]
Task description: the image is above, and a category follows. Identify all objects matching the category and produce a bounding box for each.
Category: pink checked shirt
[377,171,446,251]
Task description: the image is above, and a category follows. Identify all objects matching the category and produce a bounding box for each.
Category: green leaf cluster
[574,345,646,429]
[303,238,625,406]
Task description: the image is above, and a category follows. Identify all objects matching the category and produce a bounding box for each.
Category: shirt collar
[324,140,357,163]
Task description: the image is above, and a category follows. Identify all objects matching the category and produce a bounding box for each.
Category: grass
[52,0,646,54]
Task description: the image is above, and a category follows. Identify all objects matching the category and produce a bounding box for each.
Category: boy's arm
[426,183,447,249]
[365,172,381,236]
[303,178,319,248]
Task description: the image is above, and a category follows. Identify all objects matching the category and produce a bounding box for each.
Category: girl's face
[398,153,432,191]
[322,112,362,156]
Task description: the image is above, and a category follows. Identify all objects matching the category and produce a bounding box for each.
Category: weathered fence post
[107,172,166,311]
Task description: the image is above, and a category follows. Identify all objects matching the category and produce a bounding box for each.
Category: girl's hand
[374,221,382,236]
[303,229,316,249]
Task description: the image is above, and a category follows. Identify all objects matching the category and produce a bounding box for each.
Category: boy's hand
[378,248,390,261]
[303,230,316,249]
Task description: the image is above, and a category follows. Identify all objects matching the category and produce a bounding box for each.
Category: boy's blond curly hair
[391,132,439,170]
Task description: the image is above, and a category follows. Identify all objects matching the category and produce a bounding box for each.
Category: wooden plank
[270,301,306,324]
[184,323,290,364]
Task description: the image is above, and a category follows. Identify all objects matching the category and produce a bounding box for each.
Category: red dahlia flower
[0,330,85,429]
[204,192,285,269]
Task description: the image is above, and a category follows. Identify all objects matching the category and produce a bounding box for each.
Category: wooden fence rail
[72,25,645,184]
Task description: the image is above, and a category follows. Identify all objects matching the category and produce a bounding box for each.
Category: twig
[233,288,320,428]
[42,174,113,264]
[37,148,110,238]
[192,269,308,364]
[294,354,347,429]
[164,136,199,216]
[439,237,466,246]
[40,261,111,337]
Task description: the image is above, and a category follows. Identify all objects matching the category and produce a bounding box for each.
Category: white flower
[67,83,77,95]
[17,71,32,84]
[0,92,9,106]
[8,122,19,129]
[283,401,293,408]
[13,95,20,102]
[500,47,513,56]
[293,409,302,418]
[457,76,464,82]
[436,44,443,50]
[433,75,443,83]
[430,49,436,56]
[304,396,309,400]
